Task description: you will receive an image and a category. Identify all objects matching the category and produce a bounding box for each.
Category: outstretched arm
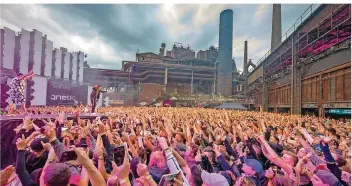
[297,136,324,166]
[320,142,345,184]
[259,136,293,175]
[298,128,314,144]
[159,137,191,186]
[16,150,36,186]
[20,70,35,81]
[224,138,238,159]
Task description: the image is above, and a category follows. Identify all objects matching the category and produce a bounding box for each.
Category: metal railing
[250,4,321,72]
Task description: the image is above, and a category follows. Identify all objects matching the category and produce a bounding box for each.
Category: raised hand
[43,118,56,128]
[303,152,312,160]
[95,135,104,158]
[32,123,40,131]
[16,134,27,150]
[121,132,129,142]
[43,125,57,142]
[23,115,33,131]
[81,125,90,138]
[67,146,91,166]
[112,144,130,181]
[46,146,56,162]
[98,123,105,135]
[265,167,275,179]
[57,112,65,124]
[136,163,150,177]
[41,141,52,151]
[0,165,15,186]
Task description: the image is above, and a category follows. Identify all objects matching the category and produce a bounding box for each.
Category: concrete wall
[78,52,84,82]
[53,49,62,77]
[71,52,78,81]
[19,29,30,74]
[31,76,47,106]
[3,27,15,70]
[63,51,70,79]
[44,39,53,76]
[32,30,43,75]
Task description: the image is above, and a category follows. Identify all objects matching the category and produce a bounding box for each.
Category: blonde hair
[148,151,166,169]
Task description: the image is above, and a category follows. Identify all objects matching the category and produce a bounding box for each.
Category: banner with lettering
[46,79,88,106]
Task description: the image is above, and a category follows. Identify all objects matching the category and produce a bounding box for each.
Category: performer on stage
[90,85,106,113]
[9,70,35,111]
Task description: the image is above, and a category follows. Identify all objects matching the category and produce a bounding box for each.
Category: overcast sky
[0,4,312,71]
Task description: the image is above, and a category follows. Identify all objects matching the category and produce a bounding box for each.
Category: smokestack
[159,43,166,57]
[217,9,233,96]
[271,4,282,51]
[244,41,248,97]
[244,41,248,75]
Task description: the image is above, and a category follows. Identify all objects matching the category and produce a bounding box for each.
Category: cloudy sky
[0,4,312,71]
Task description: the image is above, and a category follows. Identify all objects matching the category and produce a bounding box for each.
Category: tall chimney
[271,4,282,51]
[244,41,248,75]
[244,41,248,97]
[217,9,233,96]
[159,43,166,57]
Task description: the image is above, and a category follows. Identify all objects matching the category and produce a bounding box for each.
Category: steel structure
[247,4,351,117]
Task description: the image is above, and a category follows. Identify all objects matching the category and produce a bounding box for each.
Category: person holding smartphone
[39,146,106,186]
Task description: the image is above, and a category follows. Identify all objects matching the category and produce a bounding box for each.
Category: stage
[0,113,105,169]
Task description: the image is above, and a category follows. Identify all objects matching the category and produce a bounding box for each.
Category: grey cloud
[45,4,171,67]
[2,4,314,70]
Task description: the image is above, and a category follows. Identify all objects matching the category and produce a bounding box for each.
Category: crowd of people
[0,106,351,186]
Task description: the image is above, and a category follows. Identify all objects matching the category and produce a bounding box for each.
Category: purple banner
[46,80,88,106]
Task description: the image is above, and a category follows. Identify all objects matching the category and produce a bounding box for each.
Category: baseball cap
[201,170,229,186]
[243,158,263,174]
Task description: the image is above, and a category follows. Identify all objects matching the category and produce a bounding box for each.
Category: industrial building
[196,46,218,62]
[165,42,196,60]
[246,4,351,117]
[84,9,244,106]
[84,42,220,106]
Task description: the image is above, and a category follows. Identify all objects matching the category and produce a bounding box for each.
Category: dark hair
[327,128,337,136]
[191,165,203,186]
[200,155,213,173]
[44,163,71,186]
[336,157,347,167]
